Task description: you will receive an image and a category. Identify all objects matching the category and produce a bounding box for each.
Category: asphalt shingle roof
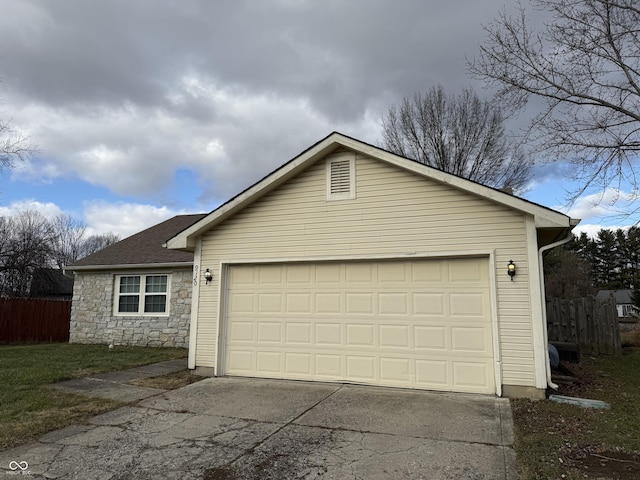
[68,214,207,268]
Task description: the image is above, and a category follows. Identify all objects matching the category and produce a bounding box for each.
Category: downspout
[538,229,575,390]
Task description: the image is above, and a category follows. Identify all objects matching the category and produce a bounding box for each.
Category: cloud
[0,199,64,219]
[0,198,188,239]
[555,188,639,222]
[0,0,508,208]
[572,223,631,239]
[82,201,189,238]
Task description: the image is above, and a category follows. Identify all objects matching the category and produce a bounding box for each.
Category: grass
[0,343,187,451]
[512,348,640,479]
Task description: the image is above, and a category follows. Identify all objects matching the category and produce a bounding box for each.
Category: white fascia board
[334,135,574,229]
[66,262,193,272]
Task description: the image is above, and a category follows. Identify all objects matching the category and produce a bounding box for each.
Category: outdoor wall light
[204,268,213,284]
[507,260,516,281]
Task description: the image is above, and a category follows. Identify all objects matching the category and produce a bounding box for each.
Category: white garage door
[223,258,495,394]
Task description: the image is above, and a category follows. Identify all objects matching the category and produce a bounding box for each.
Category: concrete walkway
[2,367,516,480]
[51,358,188,402]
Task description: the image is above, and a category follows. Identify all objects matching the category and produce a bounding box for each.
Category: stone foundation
[69,268,192,348]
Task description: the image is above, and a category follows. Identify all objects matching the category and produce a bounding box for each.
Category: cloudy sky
[0,0,635,239]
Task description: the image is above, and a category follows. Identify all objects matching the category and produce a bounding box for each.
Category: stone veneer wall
[69,268,192,348]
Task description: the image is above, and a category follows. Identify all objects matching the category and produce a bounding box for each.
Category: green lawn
[512,348,640,479]
[0,343,187,451]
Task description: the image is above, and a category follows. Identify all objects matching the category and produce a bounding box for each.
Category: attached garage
[166,132,579,398]
[223,258,495,394]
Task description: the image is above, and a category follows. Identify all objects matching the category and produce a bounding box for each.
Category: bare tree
[469,0,640,206]
[381,85,532,191]
[0,211,56,295]
[78,232,120,260]
[51,214,87,270]
[0,211,120,296]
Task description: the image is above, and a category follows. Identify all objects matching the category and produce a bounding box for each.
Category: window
[326,153,356,200]
[115,274,170,315]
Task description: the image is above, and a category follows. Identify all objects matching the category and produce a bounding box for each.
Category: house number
[193,265,199,286]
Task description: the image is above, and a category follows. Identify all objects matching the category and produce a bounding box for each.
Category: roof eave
[65,261,194,273]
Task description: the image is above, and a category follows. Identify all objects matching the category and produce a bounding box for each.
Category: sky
[0,0,636,239]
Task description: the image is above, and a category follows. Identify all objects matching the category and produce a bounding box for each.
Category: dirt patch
[128,370,204,390]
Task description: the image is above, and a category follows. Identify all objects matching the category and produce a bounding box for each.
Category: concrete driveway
[1,377,516,479]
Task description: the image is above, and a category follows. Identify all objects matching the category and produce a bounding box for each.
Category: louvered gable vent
[326,153,356,200]
[330,160,351,194]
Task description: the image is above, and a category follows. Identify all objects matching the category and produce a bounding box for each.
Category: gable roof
[67,214,207,271]
[166,132,579,251]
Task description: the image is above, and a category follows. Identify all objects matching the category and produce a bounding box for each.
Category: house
[166,132,579,398]
[596,290,638,318]
[66,214,206,348]
[30,268,75,298]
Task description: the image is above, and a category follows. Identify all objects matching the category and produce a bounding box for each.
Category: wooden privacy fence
[0,297,71,343]
[546,295,621,355]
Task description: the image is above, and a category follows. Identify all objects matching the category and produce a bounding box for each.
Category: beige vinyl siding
[197,152,533,386]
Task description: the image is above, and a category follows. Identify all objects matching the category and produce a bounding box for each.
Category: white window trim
[113,273,171,317]
[325,153,356,201]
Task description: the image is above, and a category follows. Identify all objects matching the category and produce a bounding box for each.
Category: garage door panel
[378,262,408,283]
[286,293,312,313]
[316,323,342,345]
[448,258,486,282]
[228,321,254,342]
[225,259,495,394]
[316,354,341,377]
[257,322,282,343]
[316,264,341,283]
[256,352,281,373]
[414,326,447,350]
[379,293,408,314]
[345,263,374,283]
[346,355,376,380]
[258,293,282,313]
[346,324,375,346]
[411,261,444,282]
[285,323,312,343]
[229,293,255,313]
[228,350,253,372]
[449,293,487,316]
[379,325,410,348]
[346,293,375,314]
[380,357,411,384]
[316,293,342,313]
[416,359,449,386]
[285,353,311,375]
[413,293,446,315]
[452,362,492,390]
[451,327,492,353]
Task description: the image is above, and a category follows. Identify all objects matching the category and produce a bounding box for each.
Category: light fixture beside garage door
[507,260,516,281]
[204,268,213,284]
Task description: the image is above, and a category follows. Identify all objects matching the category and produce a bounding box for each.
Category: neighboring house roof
[167,132,579,251]
[30,268,74,297]
[596,289,634,304]
[67,214,207,271]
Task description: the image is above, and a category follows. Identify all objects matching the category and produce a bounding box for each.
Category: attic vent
[326,154,356,201]
[330,160,351,194]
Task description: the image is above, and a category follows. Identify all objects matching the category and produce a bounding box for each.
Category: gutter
[538,223,578,390]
